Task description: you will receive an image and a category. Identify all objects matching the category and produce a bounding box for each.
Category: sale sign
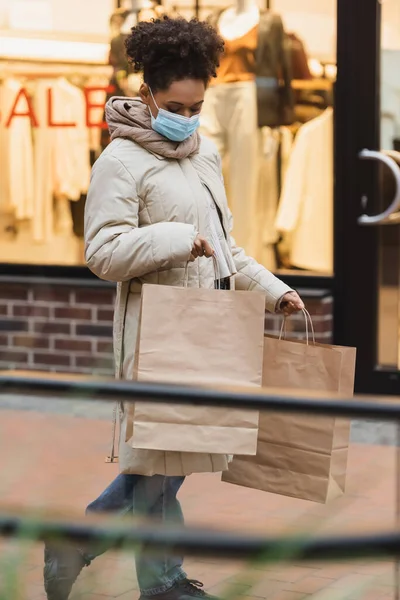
[1,85,115,129]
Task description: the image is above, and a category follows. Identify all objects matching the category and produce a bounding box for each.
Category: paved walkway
[0,399,398,600]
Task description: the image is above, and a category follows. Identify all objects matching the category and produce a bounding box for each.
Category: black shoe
[43,542,90,600]
[140,579,220,600]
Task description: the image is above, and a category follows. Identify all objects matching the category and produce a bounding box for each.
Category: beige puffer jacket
[84,100,292,477]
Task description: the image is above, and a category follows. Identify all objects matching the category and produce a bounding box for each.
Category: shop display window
[0,0,336,274]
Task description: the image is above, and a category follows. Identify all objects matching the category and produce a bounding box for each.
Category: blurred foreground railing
[0,374,400,589]
[0,515,400,562]
[0,373,399,420]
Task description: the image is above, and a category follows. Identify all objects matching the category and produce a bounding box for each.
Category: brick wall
[0,280,115,375]
[266,294,333,342]
[0,278,333,375]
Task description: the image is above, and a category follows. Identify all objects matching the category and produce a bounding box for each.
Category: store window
[0,0,336,274]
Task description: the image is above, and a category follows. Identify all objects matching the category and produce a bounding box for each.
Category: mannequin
[201,0,293,258]
[217,0,259,40]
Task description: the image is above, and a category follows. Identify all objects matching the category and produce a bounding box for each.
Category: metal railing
[1,374,400,594]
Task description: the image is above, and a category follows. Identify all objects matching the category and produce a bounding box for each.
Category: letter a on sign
[5,88,39,128]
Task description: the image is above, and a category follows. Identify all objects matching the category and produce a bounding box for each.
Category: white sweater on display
[275,108,333,273]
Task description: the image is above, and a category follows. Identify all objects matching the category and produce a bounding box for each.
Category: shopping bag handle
[279,308,316,345]
[184,254,221,289]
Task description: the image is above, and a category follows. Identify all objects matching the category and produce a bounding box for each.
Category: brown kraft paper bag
[126,284,266,455]
[222,332,356,503]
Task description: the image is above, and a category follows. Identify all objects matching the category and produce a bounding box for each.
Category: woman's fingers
[280,292,305,315]
[191,236,214,259]
[202,239,214,258]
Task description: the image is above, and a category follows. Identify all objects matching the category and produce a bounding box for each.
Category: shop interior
[0,0,337,272]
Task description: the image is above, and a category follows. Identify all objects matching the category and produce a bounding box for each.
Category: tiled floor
[0,407,398,599]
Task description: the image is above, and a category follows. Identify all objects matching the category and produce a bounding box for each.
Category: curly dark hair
[125,17,224,91]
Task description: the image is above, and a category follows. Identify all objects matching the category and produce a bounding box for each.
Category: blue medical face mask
[149,88,200,142]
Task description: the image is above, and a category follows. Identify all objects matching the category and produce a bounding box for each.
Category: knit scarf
[105,96,200,159]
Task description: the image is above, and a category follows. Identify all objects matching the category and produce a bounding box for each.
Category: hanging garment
[200,80,260,256]
[287,32,312,80]
[253,126,294,269]
[32,78,91,242]
[0,78,34,221]
[54,78,91,201]
[275,108,333,273]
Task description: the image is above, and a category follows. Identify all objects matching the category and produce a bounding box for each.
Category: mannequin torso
[214,0,260,85]
[218,0,260,40]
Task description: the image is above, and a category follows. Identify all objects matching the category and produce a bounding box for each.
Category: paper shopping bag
[126,284,266,455]
[222,334,356,503]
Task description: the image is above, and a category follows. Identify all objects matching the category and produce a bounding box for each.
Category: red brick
[76,324,112,337]
[0,349,29,363]
[305,298,333,316]
[0,285,28,301]
[74,288,115,305]
[33,352,70,367]
[286,317,332,335]
[32,288,70,303]
[13,304,50,318]
[34,322,70,335]
[13,335,49,349]
[54,338,92,352]
[97,309,114,322]
[97,340,113,354]
[75,355,113,369]
[0,319,28,332]
[54,307,92,320]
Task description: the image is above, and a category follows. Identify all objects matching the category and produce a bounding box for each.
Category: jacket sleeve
[84,153,197,282]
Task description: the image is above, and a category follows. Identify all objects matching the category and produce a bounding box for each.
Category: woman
[44,16,304,600]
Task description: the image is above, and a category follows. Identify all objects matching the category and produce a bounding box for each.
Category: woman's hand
[190,235,214,261]
[279,291,305,316]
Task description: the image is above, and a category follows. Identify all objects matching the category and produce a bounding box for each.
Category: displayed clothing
[200,81,260,254]
[32,78,91,242]
[208,10,294,128]
[287,32,312,80]
[255,126,293,269]
[214,25,258,85]
[256,11,294,128]
[0,78,34,222]
[203,8,294,257]
[275,108,333,273]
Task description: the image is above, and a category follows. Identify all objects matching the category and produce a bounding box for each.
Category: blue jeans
[86,474,186,596]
